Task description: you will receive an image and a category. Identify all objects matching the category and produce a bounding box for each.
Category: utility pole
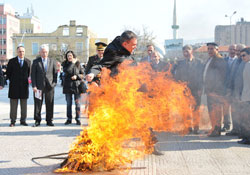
[225,11,237,45]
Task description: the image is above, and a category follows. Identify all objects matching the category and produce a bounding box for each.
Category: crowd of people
[0,30,249,154]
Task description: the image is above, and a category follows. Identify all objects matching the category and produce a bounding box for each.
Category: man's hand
[86,73,94,82]
[0,86,3,90]
[71,75,77,80]
[33,87,38,93]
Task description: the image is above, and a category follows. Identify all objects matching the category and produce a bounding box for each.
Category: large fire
[55,60,195,173]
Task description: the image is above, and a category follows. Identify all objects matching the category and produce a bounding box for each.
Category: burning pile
[55,60,195,173]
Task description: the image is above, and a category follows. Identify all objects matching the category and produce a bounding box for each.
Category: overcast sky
[2,0,250,43]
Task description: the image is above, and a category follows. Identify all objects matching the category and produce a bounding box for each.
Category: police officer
[85,41,107,76]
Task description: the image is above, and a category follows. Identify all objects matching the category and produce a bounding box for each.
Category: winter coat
[90,36,135,77]
[6,57,31,99]
[62,61,84,94]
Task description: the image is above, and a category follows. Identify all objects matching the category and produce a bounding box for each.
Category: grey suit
[31,57,57,122]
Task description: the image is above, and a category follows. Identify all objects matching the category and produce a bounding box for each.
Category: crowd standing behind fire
[0,30,249,146]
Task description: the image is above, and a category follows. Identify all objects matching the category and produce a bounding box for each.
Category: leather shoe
[64,120,72,125]
[76,120,81,125]
[152,146,164,156]
[193,129,200,135]
[33,121,40,127]
[221,126,230,132]
[9,123,15,127]
[208,130,221,137]
[20,122,28,126]
[226,131,238,136]
[237,138,250,145]
[47,122,54,126]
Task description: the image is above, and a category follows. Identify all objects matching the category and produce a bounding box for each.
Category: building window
[61,43,68,52]
[76,42,83,55]
[32,43,39,55]
[0,28,6,35]
[50,43,57,51]
[0,49,6,55]
[63,27,69,36]
[76,27,83,36]
[0,17,6,25]
[0,39,6,45]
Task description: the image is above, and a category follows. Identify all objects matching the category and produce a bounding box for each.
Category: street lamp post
[225,11,237,45]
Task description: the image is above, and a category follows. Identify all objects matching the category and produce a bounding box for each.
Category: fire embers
[56,60,195,173]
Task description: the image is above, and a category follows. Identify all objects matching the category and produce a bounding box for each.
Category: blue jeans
[65,93,81,121]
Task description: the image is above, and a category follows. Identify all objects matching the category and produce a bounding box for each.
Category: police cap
[95,42,107,51]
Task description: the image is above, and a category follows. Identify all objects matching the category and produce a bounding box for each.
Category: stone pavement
[0,86,250,175]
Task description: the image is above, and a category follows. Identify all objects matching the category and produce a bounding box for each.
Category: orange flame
[55,60,195,173]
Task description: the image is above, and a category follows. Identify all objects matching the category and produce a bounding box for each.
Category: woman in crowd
[62,50,84,125]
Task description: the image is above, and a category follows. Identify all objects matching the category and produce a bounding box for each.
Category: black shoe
[193,129,200,135]
[47,122,54,126]
[221,127,230,132]
[64,120,72,125]
[188,127,193,134]
[9,123,15,127]
[76,120,81,125]
[237,138,250,145]
[33,121,40,127]
[208,130,221,137]
[226,131,239,136]
[152,147,164,156]
[20,122,28,126]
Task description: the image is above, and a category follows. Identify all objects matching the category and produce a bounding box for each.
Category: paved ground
[0,85,250,175]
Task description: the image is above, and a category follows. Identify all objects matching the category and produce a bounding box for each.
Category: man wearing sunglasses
[237,48,250,145]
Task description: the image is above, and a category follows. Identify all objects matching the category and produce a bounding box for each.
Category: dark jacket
[31,57,57,91]
[174,58,204,98]
[204,55,227,96]
[0,65,4,87]
[6,57,31,99]
[151,60,170,72]
[85,55,102,74]
[90,36,135,77]
[62,61,84,94]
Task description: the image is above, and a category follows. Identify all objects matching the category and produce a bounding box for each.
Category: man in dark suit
[140,44,155,63]
[222,44,237,132]
[6,46,31,127]
[174,45,204,134]
[31,44,57,126]
[203,42,227,137]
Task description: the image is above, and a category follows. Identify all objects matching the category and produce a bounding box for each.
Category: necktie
[43,59,47,72]
[20,59,23,67]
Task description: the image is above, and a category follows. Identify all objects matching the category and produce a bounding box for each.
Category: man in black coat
[203,43,227,137]
[31,44,57,127]
[6,46,31,127]
[174,45,204,134]
[86,30,137,81]
[86,31,163,155]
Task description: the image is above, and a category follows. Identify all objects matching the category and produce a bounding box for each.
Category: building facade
[0,3,20,61]
[13,20,108,63]
[18,6,42,34]
[215,18,250,46]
